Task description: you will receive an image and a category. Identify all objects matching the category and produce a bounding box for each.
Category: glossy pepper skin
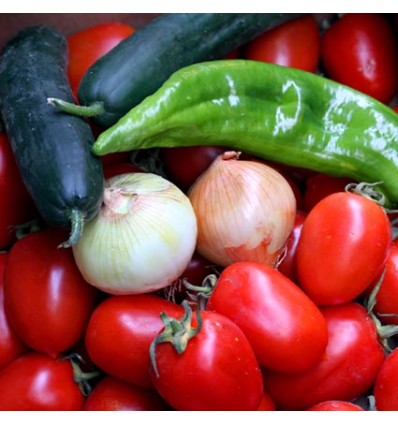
[93,60,398,207]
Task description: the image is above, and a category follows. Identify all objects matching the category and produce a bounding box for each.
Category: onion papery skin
[72,173,198,295]
[188,152,296,267]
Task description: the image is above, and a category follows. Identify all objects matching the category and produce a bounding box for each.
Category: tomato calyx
[183,274,218,308]
[64,353,102,396]
[366,272,398,352]
[345,181,386,206]
[149,300,203,378]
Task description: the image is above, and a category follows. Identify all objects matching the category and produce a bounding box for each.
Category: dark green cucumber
[0,25,104,246]
[76,13,301,127]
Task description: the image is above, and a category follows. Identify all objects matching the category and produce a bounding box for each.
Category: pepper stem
[58,209,85,248]
[47,97,105,118]
[149,300,203,379]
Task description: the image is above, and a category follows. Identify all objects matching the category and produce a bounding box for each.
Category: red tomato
[296,192,392,305]
[321,13,398,103]
[161,145,226,192]
[263,303,385,410]
[366,240,398,325]
[0,253,27,370]
[206,261,328,373]
[374,348,398,410]
[0,352,85,410]
[67,22,134,98]
[277,210,306,282]
[303,173,355,211]
[244,15,320,72]
[307,400,364,411]
[4,228,99,357]
[85,294,184,388]
[392,106,398,113]
[257,393,276,411]
[83,376,170,411]
[150,306,263,411]
[0,133,36,249]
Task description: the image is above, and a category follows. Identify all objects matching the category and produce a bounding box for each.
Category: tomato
[83,376,170,411]
[277,210,306,282]
[374,348,398,410]
[0,133,36,249]
[160,145,226,192]
[67,22,134,98]
[0,253,27,370]
[85,294,184,388]
[263,303,385,410]
[0,352,85,410]
[307,400,364,411]
[205,261,328,374]
[321,13,398,103]
[366,240,398,325]
[256,393,276,411]
[243,15,320,72]
[4,227,99,357]
[392,106,398,113]
[150,305,263,411]
[296,192,392,305]
[303,173,355,212]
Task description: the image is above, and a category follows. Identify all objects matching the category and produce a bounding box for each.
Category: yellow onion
[188,151,296,267]
[72,173,197,295]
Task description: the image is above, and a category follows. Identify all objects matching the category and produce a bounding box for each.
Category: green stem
[47,97,105,118]
[149,300,203,379]
[58,209,85,248]
[345,181,386,206]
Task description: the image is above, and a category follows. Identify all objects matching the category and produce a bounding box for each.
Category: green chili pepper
[92,59,398,207]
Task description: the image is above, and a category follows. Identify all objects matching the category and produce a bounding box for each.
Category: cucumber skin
[0,25,104,228]
[78,13,300,128]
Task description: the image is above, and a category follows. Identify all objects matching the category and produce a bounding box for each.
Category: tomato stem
[149,300,203,379]
[183,274,218,309]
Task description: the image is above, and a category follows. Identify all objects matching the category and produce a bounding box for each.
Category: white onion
[72,173,197,295]
[188,151,296,267]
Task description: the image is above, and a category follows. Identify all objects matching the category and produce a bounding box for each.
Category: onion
[72,173,197,295]
[188,151,296,267]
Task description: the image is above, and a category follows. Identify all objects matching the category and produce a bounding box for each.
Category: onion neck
[103,187,137,216]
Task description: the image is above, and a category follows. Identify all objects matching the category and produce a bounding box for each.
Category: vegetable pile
[0,13,398,411]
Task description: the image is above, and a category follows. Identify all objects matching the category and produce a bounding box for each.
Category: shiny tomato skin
[0,253,27,370]
[296,192,392,305]
[257,393,276,411]
[321,13,398,103]
[151,309,263,411]
[374,348,398,410]
[206,261,328,373]
[161,145,226,192]
[67,22,134,98]
[307,400,364,411]
[263,303,385,410]
[244,15,320,72]
[0,133,36,249]
[4,228,99,357]
[83,376,170,411]
[85,294,184,388]
[0,352,85,410]
[367,240,398,325]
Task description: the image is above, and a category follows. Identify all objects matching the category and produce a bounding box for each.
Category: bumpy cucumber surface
[0,25,104,246]
[78,13,300,127]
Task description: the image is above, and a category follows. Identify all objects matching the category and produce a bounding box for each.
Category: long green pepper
[92,60,398,207]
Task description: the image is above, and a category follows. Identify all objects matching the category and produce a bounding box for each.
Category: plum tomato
[307,400,364,411]
[205,261,328,373]
[4,227,99,357]
[243,14,320,73]
[150,303,263,411]
[263,302,385,410]
[296,191,392,305]
[374,348,398,410]
[321,13,398,103]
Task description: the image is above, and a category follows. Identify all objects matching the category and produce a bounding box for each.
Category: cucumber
[77,13,301,127]
[0,25,104,247]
